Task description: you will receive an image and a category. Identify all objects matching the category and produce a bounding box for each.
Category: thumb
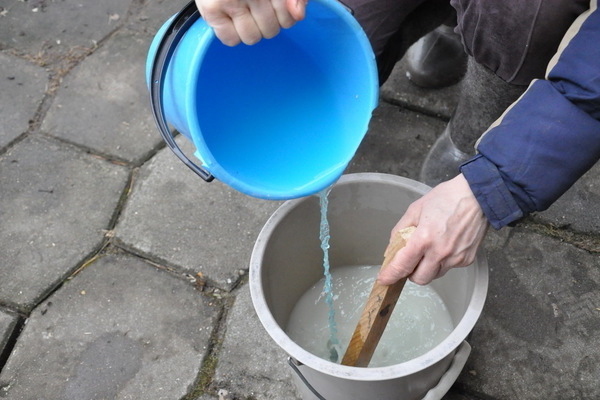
[390,205,421,242]
[377,241,422,285]
[287,0,307,21]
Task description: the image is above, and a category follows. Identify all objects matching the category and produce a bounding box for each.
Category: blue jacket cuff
[460,155,524,229]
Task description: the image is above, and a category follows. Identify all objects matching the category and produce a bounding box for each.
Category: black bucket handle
[288,357,327,400]
[149,1,214,182]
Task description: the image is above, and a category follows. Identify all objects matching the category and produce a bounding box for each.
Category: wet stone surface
[535,162,600,235]
[0,253,219,400]
[114,137,282,291]
[461,228,600,399]
[380,58,461,120]
[209,285,300,400]
[0,0,131,55]
[41,28,161,163]
[0,310,18,358]
[129,0,191,35]
[0,135,129,313]
[0,52,48,149]
[348,101,445,179]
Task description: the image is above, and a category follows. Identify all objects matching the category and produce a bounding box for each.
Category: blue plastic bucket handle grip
[149,1,214,182]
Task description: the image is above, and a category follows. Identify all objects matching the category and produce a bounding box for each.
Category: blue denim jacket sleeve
[460,3,600,230]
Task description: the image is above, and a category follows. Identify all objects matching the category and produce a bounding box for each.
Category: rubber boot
[419,125,471,186]
[419,57,526,186]
[406,23,467,88]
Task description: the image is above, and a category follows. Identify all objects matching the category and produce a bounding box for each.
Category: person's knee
[346,0,453,84]
[451,0,589,84]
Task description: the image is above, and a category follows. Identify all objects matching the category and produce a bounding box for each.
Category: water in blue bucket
[147,0,378,200]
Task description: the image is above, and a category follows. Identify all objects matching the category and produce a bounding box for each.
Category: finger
[409,256,442,285]
[248,0,281,39]
[377,240,423,285]
[196,3,242,46]
[273,0,301,28]
[285,0,307,22]
[211,18,243,46]
[230,9,263,45]
[390,203,421,241]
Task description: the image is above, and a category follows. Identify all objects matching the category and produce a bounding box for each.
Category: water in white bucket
[286,264,454,367]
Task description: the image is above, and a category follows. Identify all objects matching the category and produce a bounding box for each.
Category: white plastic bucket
[249,173,488,399]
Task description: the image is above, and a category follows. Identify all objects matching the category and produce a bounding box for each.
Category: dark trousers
[345,0,589,85]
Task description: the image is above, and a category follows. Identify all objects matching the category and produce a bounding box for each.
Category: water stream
[318,187,341,362]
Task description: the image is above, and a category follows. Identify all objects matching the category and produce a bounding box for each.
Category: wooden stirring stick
[341,226,416,367]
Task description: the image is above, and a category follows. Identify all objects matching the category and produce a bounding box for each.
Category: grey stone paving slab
[536,162,600,234]
[41,28,161,163]
[0,0,131,55]
[211,284,300,400]
[114,137,283,290]
[381,58,461,120]
[0,52,48,149]
[130,0,191,35]
[0,310,18,358]
[458,228,600,399]
[348,101,446,179]
[195,395,217,400]
[0,252,219,400]
[442,391,475,400]
[0,135,129,312]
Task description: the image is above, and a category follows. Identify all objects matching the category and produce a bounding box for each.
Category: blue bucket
[147,0,378,200]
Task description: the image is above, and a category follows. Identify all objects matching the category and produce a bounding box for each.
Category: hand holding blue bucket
[146,0,378,200]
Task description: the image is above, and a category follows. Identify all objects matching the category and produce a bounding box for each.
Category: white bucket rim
[249,172,489,381]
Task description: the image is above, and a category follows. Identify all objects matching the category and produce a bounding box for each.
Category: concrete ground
[1,0,599,399]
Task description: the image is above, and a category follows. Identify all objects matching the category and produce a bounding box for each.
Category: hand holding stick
[341,226,416,367]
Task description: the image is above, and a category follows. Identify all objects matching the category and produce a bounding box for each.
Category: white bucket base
[290,341,471,400]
